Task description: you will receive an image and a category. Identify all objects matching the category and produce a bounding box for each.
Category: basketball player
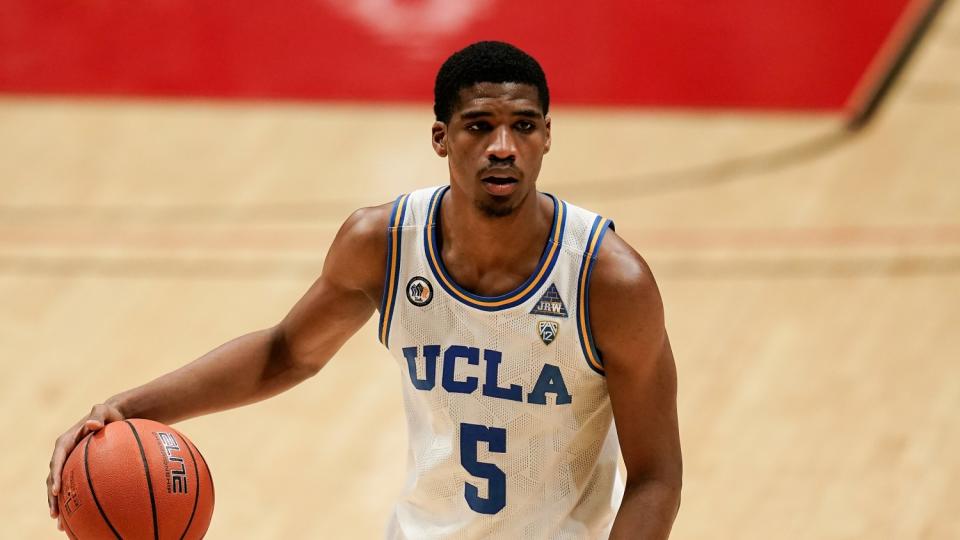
[47,41,682,538]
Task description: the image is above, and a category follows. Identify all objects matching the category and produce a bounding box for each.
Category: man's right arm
[47,202,392,524]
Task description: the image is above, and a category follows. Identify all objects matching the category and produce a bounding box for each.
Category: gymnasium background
[3,1,958,538]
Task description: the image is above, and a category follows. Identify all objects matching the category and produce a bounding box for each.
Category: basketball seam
[125,420,160,540]
[194,444,215,504]
[173,428,201,540]
[83,433,122,539]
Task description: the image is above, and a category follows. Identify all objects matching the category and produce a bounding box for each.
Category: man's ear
[543,115,551,154]
[432,122,448,157]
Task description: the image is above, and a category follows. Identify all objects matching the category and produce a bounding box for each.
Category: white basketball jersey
[378,186,622,539]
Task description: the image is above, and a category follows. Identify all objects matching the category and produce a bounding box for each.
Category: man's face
[433,82,551,217]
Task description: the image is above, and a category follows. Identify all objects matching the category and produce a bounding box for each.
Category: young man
[47,41,681,539]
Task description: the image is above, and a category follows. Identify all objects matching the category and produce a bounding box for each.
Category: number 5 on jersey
[459,423,507,514]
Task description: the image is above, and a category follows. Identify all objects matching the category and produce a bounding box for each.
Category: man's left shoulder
[589,229,664,325]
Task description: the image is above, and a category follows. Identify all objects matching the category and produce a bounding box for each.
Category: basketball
[57,419,214,539]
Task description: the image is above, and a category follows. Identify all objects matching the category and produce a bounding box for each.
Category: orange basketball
[58,419,214,539]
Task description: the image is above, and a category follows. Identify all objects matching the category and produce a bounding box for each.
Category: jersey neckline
[423,185,567,311]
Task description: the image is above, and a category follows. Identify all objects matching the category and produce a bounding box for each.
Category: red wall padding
[0,0,914,110]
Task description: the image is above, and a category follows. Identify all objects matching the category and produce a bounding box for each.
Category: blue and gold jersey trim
[576,215,615,376]
[378,193,410,347]
[424,186,567,312]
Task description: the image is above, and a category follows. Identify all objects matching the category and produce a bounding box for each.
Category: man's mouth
[480,175,520,197]
[482,175,518,186]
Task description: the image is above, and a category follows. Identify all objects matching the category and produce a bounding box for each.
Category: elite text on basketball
[155,432,189,494]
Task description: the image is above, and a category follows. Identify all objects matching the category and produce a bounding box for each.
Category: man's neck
[438,185,553,296]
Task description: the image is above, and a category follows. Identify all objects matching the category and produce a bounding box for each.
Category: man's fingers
[47,478,57,518]
[80,403,123,436]
[90,403,124,424]
[75,407,112,444]
[48,404,126,531]
[47,468,60,519]
[50,445,67,495]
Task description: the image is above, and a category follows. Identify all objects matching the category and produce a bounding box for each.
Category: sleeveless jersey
[377,186,622,539]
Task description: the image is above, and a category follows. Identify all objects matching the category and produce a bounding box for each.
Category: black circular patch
[406,276,433,307]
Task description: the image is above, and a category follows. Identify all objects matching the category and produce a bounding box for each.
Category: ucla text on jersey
[401,345,573,405]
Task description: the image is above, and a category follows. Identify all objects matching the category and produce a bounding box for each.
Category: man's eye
[467,122,491,132]
[515,121,535,132]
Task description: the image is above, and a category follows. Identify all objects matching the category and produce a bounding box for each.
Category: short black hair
[433,41,549,123]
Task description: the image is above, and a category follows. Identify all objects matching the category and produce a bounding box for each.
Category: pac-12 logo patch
[406,276,433,307]
[538,320,559,345]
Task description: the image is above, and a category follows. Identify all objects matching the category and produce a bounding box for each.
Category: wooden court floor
[3,5,959,538]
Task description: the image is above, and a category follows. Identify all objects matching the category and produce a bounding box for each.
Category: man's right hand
[46,402,125,531]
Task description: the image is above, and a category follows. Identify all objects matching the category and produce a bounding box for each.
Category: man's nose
[486,125,517,161]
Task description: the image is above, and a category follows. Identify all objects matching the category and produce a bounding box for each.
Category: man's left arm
[589,230,682,539]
